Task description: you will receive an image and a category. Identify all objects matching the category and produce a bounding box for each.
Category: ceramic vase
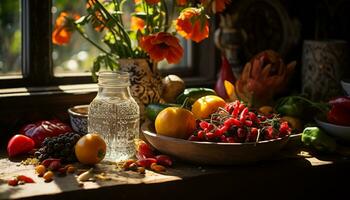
[302,40,349,101]
[118,59,163,116]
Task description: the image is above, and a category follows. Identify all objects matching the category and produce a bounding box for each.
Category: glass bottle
[88,71,140,162]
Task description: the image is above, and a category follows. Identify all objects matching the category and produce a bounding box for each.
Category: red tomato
[7,135,35,157]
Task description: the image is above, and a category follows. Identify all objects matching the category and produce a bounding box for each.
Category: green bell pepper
[275,96,329,119]
[176,88,216,107]
[301,127,336,153]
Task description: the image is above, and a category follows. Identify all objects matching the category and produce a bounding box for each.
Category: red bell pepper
[329,96,350,110]
[327,96,350,126]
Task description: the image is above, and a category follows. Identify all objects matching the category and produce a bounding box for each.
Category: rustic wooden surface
[0,149,350,200]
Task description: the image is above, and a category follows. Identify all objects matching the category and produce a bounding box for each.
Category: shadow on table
[0,183,22,199]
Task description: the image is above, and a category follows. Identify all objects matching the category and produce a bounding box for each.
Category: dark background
[225,0,350,89]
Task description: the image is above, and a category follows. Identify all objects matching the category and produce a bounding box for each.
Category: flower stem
[161,0,169,32]
[95,0,134,57]
[75,26,111,56]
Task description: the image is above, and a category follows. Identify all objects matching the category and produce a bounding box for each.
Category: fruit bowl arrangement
[142,122,289,165]
[143,94,292,165]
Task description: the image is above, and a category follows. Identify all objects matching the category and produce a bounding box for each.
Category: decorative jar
[88,71,140,162]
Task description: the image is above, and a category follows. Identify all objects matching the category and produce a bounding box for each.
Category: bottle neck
[97,85,131,98]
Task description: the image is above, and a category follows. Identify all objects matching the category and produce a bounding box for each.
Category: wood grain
[0,150,349,200]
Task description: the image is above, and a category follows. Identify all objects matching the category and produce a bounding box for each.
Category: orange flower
[139,32,184,64]
[134,0,142,3]
[145,0,160,4]
[131,16,145,31]
[52,12,80,45]
[176,0,187,6]
[201,0,231,13]
[175,8,209,43]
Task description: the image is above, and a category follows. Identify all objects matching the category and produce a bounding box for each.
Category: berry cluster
[34,132,83,163]
[188,100,291,143]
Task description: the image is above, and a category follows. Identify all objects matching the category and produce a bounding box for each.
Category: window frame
[0,0,218,89]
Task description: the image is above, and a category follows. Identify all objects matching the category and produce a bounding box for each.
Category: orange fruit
[191,95,226,119]
[75,133,106,165]
[155,107,196,139]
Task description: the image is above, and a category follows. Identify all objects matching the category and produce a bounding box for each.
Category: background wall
[221,0,350,91]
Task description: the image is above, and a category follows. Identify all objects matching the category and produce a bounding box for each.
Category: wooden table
[0,149,349,200]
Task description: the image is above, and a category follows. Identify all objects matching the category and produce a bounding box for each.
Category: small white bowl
[341,80,350,96]
[68,105,89,134]
[315,118,350,142]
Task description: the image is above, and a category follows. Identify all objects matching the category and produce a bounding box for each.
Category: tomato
[191,95,226,119]
[155,107,196,139]
[75,133,106,165]
[7,135,35,158]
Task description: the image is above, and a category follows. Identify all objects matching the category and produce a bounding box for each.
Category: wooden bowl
[141,123,289,165]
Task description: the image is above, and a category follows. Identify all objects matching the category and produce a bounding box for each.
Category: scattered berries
[43,171,54,182]
[123,141,173,173]
[35,165,47,176]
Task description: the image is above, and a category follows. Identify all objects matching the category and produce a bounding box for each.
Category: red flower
[139,32,184,64]
[52,12,80,45]
[145,0,160,4]
[176,0,187,6]
[175,8,209,43]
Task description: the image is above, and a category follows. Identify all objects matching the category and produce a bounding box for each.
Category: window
[52,0,100,75]
[52,0,192,76]
[0,0,21,77]
[0,0,216,89]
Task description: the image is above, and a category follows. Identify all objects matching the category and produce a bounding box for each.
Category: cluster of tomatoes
[188,100,291,143]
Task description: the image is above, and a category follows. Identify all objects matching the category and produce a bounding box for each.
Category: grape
[34,132,84,163]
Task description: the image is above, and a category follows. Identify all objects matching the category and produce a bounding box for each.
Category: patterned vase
[302,40,349,101]
[118,59,163,117]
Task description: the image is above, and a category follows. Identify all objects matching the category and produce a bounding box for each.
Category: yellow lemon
[191,95,226,119]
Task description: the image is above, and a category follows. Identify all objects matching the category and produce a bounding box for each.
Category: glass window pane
[52,0,190,76]
[52,0,101,75]
[0,0,21,76]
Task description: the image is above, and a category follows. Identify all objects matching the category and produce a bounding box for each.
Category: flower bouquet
[53,0,231,73]
[52,0,231,109]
